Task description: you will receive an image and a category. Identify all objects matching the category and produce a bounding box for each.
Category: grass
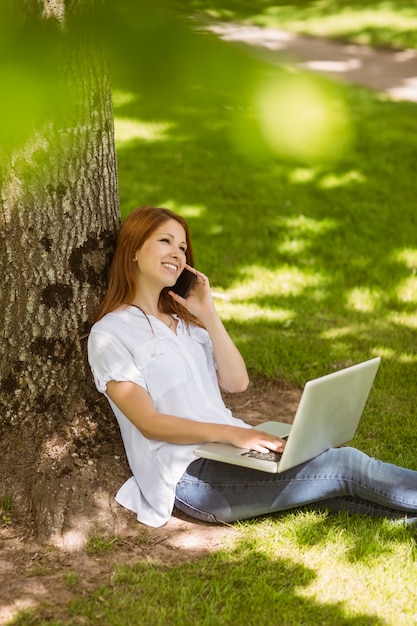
[190,0,417,49]
[85,531,150,555]
[12,514,417,625]
[64,517,417,625]
[8,2,417,625]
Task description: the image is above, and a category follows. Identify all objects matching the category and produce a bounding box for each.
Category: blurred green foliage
[0,0,350,163]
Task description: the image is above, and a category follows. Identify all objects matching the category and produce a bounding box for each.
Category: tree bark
[0,0,126,544]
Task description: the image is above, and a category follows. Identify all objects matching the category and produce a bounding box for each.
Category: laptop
[194,357,381,473]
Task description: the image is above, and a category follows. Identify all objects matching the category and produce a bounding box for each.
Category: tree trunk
[0,0,127,544]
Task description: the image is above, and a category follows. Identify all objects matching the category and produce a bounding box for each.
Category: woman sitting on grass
[88,205,417,528]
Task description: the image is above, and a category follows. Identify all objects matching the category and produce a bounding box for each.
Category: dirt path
[210,22,417,102]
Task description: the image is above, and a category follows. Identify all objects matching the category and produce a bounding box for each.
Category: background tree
[0,0,350,544]
[0,0,121,544]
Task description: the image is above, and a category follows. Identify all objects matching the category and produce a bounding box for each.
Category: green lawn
[9,2,417,625]
[190,0,417,49]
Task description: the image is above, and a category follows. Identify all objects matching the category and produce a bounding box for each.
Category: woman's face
[135,219,188,290]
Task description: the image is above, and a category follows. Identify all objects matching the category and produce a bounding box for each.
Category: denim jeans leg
[174,447,417,524]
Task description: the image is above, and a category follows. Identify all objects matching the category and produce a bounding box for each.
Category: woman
[88,205,417,528]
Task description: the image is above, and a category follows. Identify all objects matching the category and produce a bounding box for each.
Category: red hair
[95,205,202,327]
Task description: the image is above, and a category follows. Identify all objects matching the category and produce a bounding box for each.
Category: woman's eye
[159,238,186,253]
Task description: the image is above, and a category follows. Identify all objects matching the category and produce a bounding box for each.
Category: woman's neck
[131,286,162,317]
[129,298,177,332]
[133,302,160,317]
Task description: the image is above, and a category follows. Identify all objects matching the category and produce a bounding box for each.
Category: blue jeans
[174,447,417,524]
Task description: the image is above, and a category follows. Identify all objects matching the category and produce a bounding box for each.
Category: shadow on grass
[51,548,384,626]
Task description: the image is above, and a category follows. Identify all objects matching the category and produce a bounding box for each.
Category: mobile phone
[171,267,197,298]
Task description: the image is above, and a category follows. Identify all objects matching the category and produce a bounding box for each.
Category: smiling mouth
[162,262,178,272]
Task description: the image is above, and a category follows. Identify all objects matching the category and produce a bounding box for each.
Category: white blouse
[87,305,249,527]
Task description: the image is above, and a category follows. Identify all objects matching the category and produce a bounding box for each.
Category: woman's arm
[106,380,285,452]
[169,266,249,393]
[199,311,249,393]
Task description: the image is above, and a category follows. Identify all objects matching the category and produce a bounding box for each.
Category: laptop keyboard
[241,435,288,462]
[242,450,283,462]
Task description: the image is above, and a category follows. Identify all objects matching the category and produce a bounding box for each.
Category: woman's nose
[170,246,182,257]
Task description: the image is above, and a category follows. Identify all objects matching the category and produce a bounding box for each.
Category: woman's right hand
[227,426,286,453]
[106,380,285,452]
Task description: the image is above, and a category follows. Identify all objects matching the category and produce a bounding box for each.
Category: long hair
[95,205,202,327]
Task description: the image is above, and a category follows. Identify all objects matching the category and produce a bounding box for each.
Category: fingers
[252,444,273,453]
[167,290,185,303]
[185,265,208,287]
[253,435,286,453]
[233,428,286,453]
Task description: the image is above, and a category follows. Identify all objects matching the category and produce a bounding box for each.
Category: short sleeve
[87,328,146,394]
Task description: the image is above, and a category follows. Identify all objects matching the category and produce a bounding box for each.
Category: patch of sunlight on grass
[373,346,396,360]
[288,168,317,184]
[158,201,206,219]
[240,514,417,625]
[234,265,324,298]
[396,276,417,303]
[297,548,417,625]
[204,8,234,20]
[277,214,337,257]
[305,10,417,37]
[208,224,223,235]
[392,249,417,303]
[319,170,365,189]
[392,248,417,270]
[388,311,417,329]
[216,300,294,323]
[259,6,417,41]
[114,118,173,146]
[112,90,137,108]
[375,347,417,369]
[278,238,308,255]
[397,353,417,364]
[321,325,361,340]
[318,325,414,363]
[283,214,338,236]
[346,287,382,313]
